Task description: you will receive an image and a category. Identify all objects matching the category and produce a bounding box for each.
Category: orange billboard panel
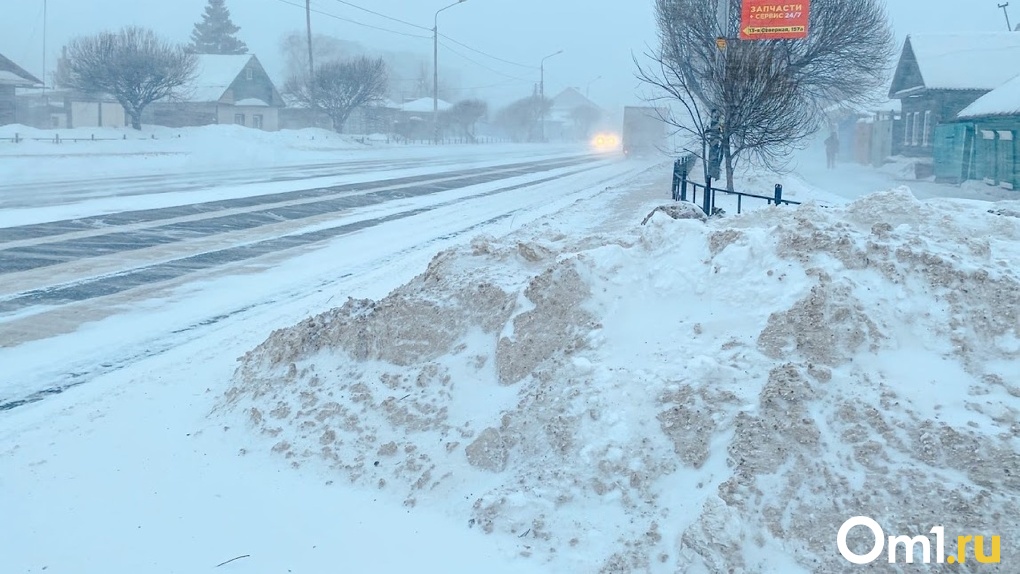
[740,0,810,40]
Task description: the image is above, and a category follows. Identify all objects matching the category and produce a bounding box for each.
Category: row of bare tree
[54,25,599,141]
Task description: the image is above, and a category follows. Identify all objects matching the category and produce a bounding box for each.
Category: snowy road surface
[0,149,655,410]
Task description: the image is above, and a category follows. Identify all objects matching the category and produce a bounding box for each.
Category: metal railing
[3,133,157,143]
[672,155,801,215]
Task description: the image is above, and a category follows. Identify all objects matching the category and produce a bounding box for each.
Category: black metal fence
[671,155,801,215]
[3,133,160,143]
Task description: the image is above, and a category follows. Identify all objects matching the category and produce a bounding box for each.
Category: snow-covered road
[0,149,657,411]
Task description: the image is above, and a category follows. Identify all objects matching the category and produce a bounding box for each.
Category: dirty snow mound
[219,192,1020,573]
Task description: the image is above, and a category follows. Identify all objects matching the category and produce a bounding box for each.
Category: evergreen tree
[189,0,248,55]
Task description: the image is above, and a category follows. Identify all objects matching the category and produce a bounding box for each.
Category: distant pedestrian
[824,131,839,169]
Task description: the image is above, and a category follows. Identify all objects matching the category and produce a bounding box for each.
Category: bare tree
[444,99,487,142]
[286,57,388,134]
[279,32,359,91]
[58,26,197,130]
[494,95,551,143]
[635,0,893,190]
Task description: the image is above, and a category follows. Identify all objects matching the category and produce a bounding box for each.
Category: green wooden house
[934,73,1020,190]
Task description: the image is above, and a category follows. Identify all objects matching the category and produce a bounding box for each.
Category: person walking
[824,131,840,169]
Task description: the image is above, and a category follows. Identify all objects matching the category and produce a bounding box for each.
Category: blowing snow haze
[0,0,1011,113]
[3,1,1020,573]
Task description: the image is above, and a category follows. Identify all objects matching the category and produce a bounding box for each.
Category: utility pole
[999,3,1013,31]
[305,0,316,121]
[305,0,314,79]
[433,0,467,145]
[539,50,563,142]
[585,75,602,99]
[42,0,47,95]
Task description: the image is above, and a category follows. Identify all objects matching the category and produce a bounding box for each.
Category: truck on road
[621,106,667,158]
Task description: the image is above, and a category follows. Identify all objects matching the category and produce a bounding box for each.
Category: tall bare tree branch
[637,0,894,190]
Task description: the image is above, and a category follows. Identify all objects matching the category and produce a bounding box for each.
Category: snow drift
[219,188,1020,573]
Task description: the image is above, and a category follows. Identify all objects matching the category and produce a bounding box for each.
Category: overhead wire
[272,0,432,40]
[438,41,533,83]
[313,0,540,71]
[327,0,432,32]
[275,0,542,89]
[438,33,538,69]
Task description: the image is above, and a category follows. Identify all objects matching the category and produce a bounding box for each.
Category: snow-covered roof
[400,97,451,112]
[550,87,599,112]
[0,53,42,87]
[186,54,255,102]
[958,72,1020,118]
[897,33,1020,93]
[235,97,269,107]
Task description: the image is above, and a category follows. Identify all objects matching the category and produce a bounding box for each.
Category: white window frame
[246,68,254,80]
[252,114,263,129]
[912,112,920,145]
[922,110,931,146]
[234,113,245,126]
[904,112,912,144]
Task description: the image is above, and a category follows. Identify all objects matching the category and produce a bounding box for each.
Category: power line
[273,0,432,40]
[438,33,537,69]
[438,40,532,82]
[323,0,537,72]
[281,0,540,81]
[327,0,432,32]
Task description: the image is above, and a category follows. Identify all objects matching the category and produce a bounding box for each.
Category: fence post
[703,177,713,215]
[671,159,680,201]
[14,133,19,143]
[680,163,688,202]
[774,184,783,206]
[55,134,60,144]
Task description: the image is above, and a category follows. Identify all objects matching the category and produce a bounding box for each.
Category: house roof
[958,72,1020,118]
[187,54,257,102]
[0,52,43,87]
[550,87,599,112]
[400,97,451,112]
[889,33,1020,97]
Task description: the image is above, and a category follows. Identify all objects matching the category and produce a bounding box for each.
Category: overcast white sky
[1,0,1014,112]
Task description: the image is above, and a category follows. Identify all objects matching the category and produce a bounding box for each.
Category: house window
[912,112,920,146]
[904,112,912,145]
[246,68,254,80]
[234,113,245,126]
[253,114,263,129]
[922,110,931,146]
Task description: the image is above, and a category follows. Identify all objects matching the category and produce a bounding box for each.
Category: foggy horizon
[0,0,1015,115]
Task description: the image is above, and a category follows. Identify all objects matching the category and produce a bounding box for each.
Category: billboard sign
[740,0,810,40]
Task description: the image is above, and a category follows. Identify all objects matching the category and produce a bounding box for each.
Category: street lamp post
[585,75,602,99]
[539,49,563,142]
[434,0,467,145]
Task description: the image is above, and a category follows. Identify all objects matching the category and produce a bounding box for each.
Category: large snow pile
[218,188,1020,573]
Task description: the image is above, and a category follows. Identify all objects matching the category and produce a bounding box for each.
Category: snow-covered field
[2,129,1019,573]
[0,123,580,187]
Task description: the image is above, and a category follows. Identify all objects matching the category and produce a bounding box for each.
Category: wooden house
[143,54,284,130]
[888,33,1020,158]
[934,74,1020,189]
[0,52,43,125]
